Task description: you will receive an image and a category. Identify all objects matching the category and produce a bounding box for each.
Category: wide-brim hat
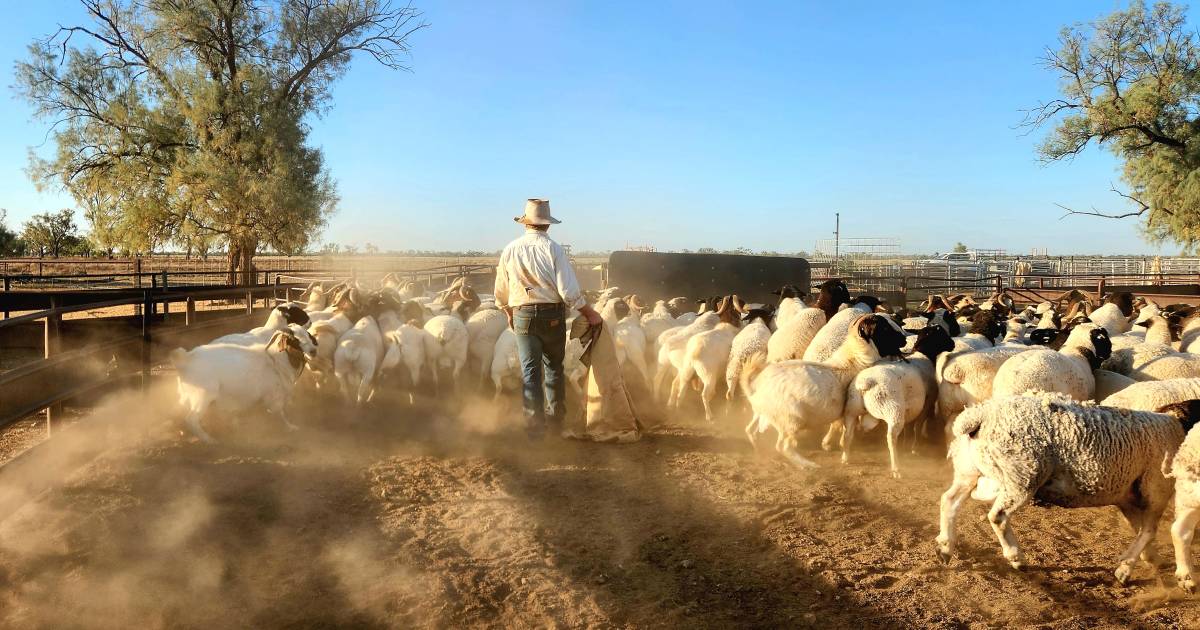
[515,198,561,225]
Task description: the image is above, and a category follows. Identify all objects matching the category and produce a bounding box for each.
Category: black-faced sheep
[990,323,1112,401]
[743,313,907,469]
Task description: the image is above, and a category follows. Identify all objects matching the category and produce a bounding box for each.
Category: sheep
[936,394,1199,585]
[1117,320,1200,380]
[990,323,1112,401]
[951,310,1004,353]
[1165,400,1200,593]
[671,300,746,421]
[999,317,1029,346]
[379,322,434,403]
[490,328,522,397]
[838,325,956,477]
[1103,378,1200,413]
[936,345,1031,436]
[742,313,908,469]
[210,302,311,346]
[1093,369,1137,402]
[801,299,878,363]
[170,329,317,443]
[665,296,691,318]
[564,334,588,397]
[770,284,808,330]
[1180,307,1200,353]
[726,306,776,401]
[1088,292,1137,336]
[333,315,386,405]
[423,314,470,394]
[467,308,509,387]
[766,307,826,363]
[1102,343,1177,379]
[654,311,722,400]
[302,282,327,312]
[641,300,681,358]
[609,296,651,384]
[308,287,365,379]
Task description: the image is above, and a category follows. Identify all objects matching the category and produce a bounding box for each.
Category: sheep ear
[266,330,290,352]
[856,314,877,340]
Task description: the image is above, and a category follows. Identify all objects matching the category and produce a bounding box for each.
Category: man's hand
[579,304,603,327]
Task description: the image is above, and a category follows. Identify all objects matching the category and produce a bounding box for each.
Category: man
[494,199,603,439]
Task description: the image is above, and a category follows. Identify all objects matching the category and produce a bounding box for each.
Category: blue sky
[0,1,1178,255]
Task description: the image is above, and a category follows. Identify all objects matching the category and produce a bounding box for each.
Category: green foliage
[1030,1,1200,248]
[16,0,425,282]
[0,210,25,256]
[953,242,968,253]
[21,209,80,257]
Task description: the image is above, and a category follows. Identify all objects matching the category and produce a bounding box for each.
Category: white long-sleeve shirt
[494,229,586,311]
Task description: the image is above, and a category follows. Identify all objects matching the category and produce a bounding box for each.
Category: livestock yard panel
[607,252,810,304]
[0,310,262,428]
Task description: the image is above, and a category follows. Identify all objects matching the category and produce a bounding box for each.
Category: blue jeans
[512,303,567,438]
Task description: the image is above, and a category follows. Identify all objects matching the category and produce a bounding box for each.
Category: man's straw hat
[515,198,561,225]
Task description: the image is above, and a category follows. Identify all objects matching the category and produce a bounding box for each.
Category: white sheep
[379,322,434,403]
[424,314,469,394]
[308,288,364,380]
[990,323,1112,401]
[936,345,1030,436]
[490,328,522,397]
[607,297,651,384]
[1102,378,1200,411]
[210,302,311,346]
[766,307,826,363]
[641,300,681,359]
[838,325,956,477]
[936,394,1191,585]
[726,307,775,400]
[467,308,509,386]
[654,311,721,400]
[743,313,908,469]
[333,315,386,405]
[1088,292,1136,336]
[170,329,317,443]
[1164,400,1200,593]
[302,282,327,312]
[1102,342,1176,378]
[1093,369,1137,402]
[671,315,743,421]
[801,301,875,363]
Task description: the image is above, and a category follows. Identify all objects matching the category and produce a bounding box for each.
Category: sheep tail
[1158,399,1200,434]
[739,350,768,399]
[169,347,189,368]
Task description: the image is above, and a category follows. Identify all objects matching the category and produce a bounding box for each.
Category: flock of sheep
[167,273,1200,595]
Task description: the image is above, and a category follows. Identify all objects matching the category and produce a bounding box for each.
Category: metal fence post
[45,296,62,436]
[185,297,196,326]
[246,290,254,316]
[134,257,143,288]
[2,275,8,319]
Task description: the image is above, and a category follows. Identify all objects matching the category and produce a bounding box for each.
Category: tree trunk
[240,237,257,286]
[227,241,241,286]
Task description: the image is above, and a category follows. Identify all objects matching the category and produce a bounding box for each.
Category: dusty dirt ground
[1,384,1199,629]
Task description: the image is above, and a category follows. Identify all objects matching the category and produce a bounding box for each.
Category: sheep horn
[731,294,747,313]
[628,294,645,310]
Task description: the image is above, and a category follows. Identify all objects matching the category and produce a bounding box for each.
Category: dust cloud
[0,378,1197,628]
